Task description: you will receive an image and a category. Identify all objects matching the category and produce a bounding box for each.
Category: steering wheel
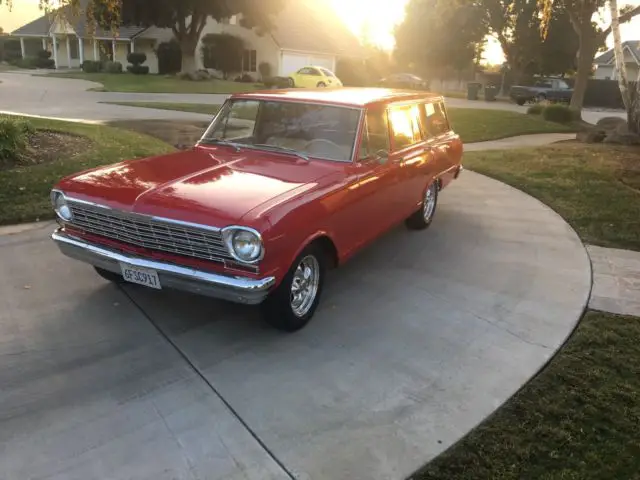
[302,138,343,157]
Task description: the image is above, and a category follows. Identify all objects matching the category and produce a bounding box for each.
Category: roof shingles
[594,40,640,65]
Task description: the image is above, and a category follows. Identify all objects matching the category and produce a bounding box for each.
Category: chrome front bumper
[51,229,276,305]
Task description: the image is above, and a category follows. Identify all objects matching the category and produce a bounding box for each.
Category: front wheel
[317,82,327,87]
[406,181,439,230]
[260,244,326,332]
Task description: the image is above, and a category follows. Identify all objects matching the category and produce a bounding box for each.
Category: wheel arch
[291,232,340,270]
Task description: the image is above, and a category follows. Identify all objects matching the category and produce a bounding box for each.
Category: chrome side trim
[51,229,275,305]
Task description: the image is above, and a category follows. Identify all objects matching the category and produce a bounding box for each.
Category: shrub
[104,60,123,74]
[527,104,543,115]
[0,117,35,168]
[81,60,101,73]
[126,64,150,75]
[258,61,272,80]
[541,104,580,124]
[127,52,147,66]
[234,73,254,83]
[13,57,38,69]
[263,76,290,89]
[157,40,182,75]
[36,49,51,60]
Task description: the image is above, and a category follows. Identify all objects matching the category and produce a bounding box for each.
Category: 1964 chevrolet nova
[51,88,463,332]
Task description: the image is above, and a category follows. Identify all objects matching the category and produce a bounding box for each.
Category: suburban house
[9,1,363,78]
[593,40,640,81]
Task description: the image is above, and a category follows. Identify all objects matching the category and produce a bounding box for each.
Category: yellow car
[287,66,343,88]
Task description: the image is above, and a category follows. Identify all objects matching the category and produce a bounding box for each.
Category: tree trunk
[180,46,197,73]
[630,72,640,134]
[610,0,631,109]
[569,35,598,113]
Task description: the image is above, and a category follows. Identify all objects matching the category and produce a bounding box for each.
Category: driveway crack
[118,286,296,480]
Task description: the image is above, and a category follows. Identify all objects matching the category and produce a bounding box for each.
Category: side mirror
[375,149,389,164]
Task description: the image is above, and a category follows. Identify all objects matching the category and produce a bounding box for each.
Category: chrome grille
[67,201,236,265]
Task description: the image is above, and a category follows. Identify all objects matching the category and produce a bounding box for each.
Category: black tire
[406,180,439,230]
[516,99,526,106]
[260,243,327,332]
[287,77,295,87]
[94,266,125,284]
[317,82,327,87]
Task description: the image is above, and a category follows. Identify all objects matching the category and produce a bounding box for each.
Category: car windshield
[199,99,362,162]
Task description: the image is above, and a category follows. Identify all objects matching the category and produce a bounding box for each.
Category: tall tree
[608,0,639,133]
[394,0,486,80]
[538,0,640,113]
[483,0,545,83]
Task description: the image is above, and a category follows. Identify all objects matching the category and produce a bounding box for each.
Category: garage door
[281,51,336,76]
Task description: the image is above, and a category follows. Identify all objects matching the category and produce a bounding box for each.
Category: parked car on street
[50,88,463,332]
[509,77,573,105]
[379,73,429,90]
[287,66,343,88]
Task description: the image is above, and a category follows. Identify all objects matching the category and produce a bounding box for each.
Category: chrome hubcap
[290,255,320,317]
[423,183,436,221]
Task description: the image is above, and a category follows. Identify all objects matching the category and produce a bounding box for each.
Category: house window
[242,49,257,72]
[69,36,79,59]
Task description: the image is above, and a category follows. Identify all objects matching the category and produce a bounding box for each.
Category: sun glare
[329,0,409,51]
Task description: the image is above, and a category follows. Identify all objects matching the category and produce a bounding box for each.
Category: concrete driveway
[0,171,591,480]
[0,71,626,125]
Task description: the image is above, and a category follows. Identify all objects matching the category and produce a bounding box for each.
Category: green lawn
[42,72,262,94]
[463,143,640,251]
[411,142,640,479]
[414,310,640,480]
[447,108,577,142]
[102,102,576,143]
[103,101,222,115]
[0,115,173,225]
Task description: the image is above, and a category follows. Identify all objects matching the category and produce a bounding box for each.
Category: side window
[359,107,390,160]
[422,101,450,138]
[388,104,423,150]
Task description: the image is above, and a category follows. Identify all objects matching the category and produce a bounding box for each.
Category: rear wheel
[406,180,439,230]
[317,81,327,87]
[261,244,326,332]
[287,77,295,87]
[515,99,526,106]
[94,266,125,284]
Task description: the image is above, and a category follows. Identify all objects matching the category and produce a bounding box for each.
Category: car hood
[57,146,339,227]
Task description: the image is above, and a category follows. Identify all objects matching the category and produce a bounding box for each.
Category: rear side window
[388,104,424,150]
[422,101,451,138]
[320,68,336,78]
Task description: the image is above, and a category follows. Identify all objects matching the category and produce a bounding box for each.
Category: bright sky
[2,0,640,65]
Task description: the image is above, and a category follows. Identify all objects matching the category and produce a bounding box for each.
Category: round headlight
[222,227,263,263]
[53,192,73,221]
[231,230,261,262]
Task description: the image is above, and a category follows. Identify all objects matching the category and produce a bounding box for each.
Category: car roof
[229,87,444,108]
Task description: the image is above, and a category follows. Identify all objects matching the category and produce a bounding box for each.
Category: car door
[421,100,462,189]
[386,102,434,220]
[334,105,398,254]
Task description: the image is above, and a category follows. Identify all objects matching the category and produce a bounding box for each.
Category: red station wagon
[51,88,463,332]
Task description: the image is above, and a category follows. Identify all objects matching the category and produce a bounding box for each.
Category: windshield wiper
[199,138,242,152]
[250,143,310,161]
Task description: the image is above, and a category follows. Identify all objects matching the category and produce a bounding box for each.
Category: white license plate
[119,263,162,290]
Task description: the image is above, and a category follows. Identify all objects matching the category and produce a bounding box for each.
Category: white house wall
[196,19,280,79]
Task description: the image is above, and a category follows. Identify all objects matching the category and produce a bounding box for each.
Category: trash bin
[467,82,482,100]
[484,85,498,102]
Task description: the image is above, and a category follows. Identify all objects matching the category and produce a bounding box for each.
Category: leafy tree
[538,0,640,112]
[394,0,486,81]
